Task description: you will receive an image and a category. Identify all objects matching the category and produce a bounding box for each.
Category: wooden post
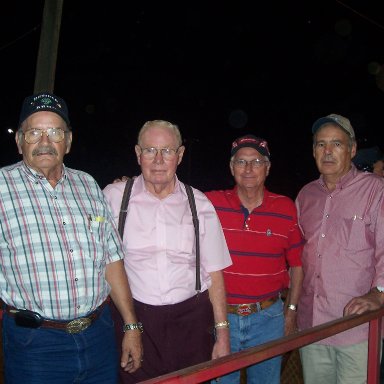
[34,0,64,93]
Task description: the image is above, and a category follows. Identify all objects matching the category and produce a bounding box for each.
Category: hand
[343,290,383,316]
[120,330,143,373]
[211,328,230,359]
[113,176,130,183]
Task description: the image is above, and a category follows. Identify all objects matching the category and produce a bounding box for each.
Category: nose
[39,130,50,144]
[323,143,333,154]
[244,161,253,171]
[153,150,164,164]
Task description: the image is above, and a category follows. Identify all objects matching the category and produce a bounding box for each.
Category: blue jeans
[2,304,118,384]
[218,299,284,384]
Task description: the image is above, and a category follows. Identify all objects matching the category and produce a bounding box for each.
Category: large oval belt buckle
[66,317,92,334]
[237,304,252,316]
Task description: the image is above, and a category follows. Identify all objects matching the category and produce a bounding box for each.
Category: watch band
[123,322,143,333]
[214,320,230,329]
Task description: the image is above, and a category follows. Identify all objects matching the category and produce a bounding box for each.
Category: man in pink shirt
[296,114,384,384]
[103,120,232,383]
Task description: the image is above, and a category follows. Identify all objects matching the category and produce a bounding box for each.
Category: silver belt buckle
[66,317,92,334]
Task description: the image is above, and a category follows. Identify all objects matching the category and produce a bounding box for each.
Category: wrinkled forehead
[140,126,179,147]
[21,111,67,130]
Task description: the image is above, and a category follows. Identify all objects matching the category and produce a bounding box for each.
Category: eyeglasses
[232,159,269,168]
[140,147,180,160]
[23,128,68,144]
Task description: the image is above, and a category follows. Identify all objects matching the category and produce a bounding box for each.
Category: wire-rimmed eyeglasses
[232,159,269,168]
[140,147,180,160]
[23,128,68,144]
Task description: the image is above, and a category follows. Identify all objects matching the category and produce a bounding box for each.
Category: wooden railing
[139,307,384,384]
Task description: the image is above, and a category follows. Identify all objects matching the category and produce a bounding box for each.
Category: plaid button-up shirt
[0,161,123,320]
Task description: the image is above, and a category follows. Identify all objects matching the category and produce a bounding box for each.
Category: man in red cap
[206,134,304,384]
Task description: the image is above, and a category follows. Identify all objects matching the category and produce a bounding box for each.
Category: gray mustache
[32,146,58,156]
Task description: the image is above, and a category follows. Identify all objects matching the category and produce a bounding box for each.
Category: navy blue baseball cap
[231,134,271,158]
[352,146,383,171]
[19,92,70,127]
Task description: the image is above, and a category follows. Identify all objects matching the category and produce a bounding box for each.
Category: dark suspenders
[184,184,201,292]
[118,178,201,292]
[118,178,135,237]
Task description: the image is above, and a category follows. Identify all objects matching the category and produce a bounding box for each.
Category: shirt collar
[22,161,67,183]
[318,163,358,190]
[135,173,182,196]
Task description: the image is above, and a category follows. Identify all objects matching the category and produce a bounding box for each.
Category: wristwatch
[123,322,143,333]
[287,304,297,312]
[375,286,384,293]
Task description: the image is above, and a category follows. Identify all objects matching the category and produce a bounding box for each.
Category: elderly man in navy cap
[296,113,384,384]
[206,134,304,384]
[0,92,142,383]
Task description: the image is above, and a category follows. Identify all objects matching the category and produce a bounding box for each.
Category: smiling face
[313,123,356,184]
[16,111,72,180]
[230,147,270,191]
[135,123,185,197]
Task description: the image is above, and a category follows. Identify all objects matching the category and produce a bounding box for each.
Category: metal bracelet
[214,320,230,329]
[123,322,143,333]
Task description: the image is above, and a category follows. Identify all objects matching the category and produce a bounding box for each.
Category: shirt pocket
[336,215,372,252]
[168,223,195,264]
[78,203,109,268]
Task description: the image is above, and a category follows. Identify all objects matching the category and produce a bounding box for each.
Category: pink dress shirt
[103,175,232,305]
[296,165,384,345]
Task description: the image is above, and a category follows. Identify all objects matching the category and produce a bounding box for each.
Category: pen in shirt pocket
[88,214,93,233]
[88,214,106,232]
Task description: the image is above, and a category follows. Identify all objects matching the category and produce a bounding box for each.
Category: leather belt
[4,299,109,334]
[227,296,279,316]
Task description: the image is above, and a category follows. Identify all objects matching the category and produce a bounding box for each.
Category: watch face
[377,286,384,293]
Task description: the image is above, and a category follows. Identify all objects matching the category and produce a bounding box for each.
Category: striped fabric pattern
[206,187,304,304]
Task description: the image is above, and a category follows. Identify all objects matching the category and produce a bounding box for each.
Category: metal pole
[34,0,64,93]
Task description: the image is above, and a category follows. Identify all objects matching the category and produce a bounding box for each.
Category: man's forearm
[105,260,138,323]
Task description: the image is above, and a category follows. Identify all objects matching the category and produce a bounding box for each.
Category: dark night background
[1,1,384,199]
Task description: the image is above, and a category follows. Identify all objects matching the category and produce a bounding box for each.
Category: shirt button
[63,222,66,225]
[321,234,325,238]
[325,214,329,218]
[70,249,73,253]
